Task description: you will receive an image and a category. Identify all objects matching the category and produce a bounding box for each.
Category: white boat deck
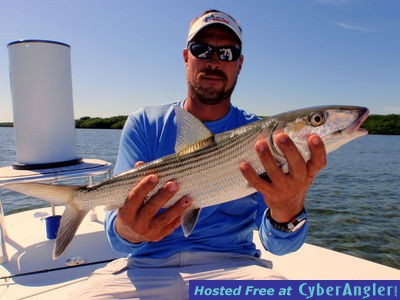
[1,206,399,299]
[0,207,121,299]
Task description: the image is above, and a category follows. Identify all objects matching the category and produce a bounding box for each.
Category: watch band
[266,208,307,232]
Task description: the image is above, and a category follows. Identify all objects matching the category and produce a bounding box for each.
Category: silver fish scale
[74,118,276,211]
[167,127,267,207]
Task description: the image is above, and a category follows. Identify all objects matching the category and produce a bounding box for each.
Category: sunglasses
[188,42,241,62]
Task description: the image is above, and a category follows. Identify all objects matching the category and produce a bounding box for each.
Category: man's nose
[206,51,221,67]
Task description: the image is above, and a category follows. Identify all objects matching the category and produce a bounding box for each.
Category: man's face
[184,26,244,105]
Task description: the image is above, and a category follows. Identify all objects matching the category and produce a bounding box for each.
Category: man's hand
[240,133,326,223]
[115,170,193,244]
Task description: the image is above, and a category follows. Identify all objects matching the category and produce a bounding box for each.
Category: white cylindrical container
[8,40,79,169]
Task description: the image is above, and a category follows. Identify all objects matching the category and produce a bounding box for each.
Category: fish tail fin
[53,204,89,259]
[181,206,202,237]
[3,182,80,205]
[3,182,87,259]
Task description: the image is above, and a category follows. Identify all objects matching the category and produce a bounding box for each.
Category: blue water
[0,127,399,269]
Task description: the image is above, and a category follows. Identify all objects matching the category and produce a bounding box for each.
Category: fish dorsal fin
[174,106,214,155]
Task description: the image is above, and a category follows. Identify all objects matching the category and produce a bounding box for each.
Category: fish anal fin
[181,206,201,237]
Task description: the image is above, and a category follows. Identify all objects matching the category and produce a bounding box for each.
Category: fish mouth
[343,106,369,136]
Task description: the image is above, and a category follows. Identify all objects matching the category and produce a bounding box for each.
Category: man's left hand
[240,133,326,223]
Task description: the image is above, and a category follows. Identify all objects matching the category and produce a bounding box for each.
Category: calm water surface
[0,127,399,269]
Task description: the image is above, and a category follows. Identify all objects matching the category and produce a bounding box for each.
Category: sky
[0,0,399,122]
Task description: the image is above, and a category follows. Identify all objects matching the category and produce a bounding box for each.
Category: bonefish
[4,105,369,258]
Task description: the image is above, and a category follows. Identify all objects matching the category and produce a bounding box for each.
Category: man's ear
[183,48,189,67]
[237,55,244,75]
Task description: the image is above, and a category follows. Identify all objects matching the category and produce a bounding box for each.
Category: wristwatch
[266,208,307,232]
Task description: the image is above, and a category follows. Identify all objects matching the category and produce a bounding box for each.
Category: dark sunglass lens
[217,47,241,61]
[190,44,212,59]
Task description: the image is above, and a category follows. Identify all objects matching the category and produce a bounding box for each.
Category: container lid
[8,39,70,48]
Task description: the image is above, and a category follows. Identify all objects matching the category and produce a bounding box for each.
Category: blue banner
[189,280,399,299]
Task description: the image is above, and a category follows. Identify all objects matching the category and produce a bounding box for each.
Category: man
[74,9,326,299]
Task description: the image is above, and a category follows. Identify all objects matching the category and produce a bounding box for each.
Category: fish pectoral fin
[259,172,272,183]
[53,204,89,259]
[280,163,289,174]
[181,206,202,237]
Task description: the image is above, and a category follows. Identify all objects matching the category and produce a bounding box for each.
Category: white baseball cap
[187,11,242,45]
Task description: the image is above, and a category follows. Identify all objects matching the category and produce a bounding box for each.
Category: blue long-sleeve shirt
[105,101,308,258]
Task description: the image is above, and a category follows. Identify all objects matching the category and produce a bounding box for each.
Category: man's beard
[188,70,238,105]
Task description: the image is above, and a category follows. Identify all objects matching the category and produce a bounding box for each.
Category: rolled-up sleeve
[105,210,148,255]
[258,208,308,255]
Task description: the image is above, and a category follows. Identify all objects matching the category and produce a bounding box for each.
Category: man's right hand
[115,172,193,244]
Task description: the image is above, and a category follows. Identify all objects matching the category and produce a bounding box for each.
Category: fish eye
[309,111,326,127]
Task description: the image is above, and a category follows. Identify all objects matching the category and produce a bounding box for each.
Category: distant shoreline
[1,114,399,135]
